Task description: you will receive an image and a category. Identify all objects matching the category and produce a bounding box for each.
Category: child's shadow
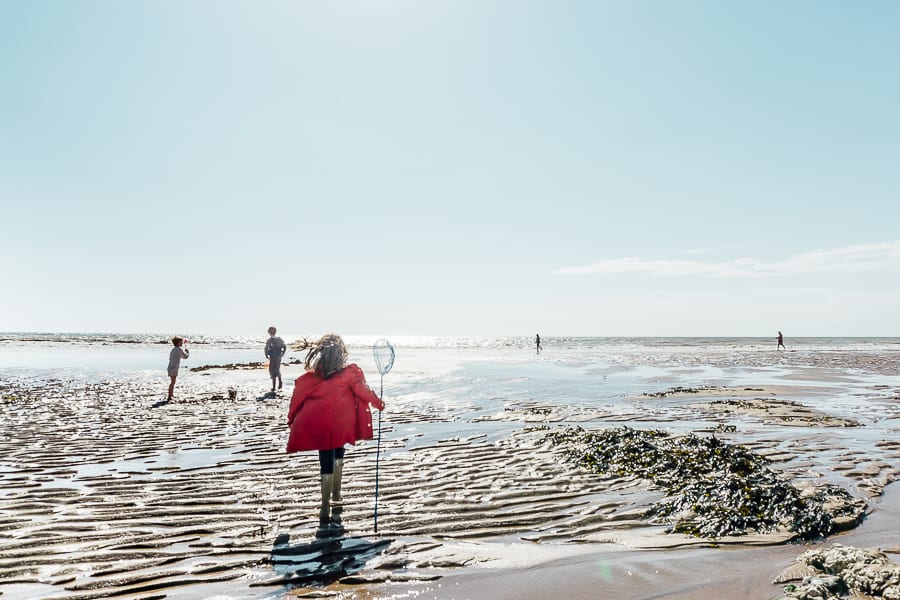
[265,532,392,585]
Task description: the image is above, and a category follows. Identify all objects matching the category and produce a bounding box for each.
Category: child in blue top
[265,326,287,392]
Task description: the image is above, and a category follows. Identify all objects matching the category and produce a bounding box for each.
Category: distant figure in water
[265,326,287,392]
[167,336,189,400]
[536,333,542,354]
[286,333,385,538]
[777,331,785,351]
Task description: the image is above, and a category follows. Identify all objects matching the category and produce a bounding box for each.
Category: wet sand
[2,343,899,599]
[398,481,900,600]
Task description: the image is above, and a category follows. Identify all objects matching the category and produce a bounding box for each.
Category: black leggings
[318,447,346,474]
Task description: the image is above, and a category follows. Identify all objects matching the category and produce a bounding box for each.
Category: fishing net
[373,339,395,376]
[371,338,394,534]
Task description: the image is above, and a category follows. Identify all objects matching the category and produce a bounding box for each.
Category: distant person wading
[777,331,785,351]
[265,326,287,392]
[286,334,385,538]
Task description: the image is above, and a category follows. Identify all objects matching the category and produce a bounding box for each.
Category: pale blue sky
[2,1,898,336]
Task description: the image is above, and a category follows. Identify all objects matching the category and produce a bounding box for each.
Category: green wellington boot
[315,473,344,538]
[331,459,344,525]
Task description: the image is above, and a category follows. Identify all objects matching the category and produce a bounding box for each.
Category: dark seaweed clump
[2,392,34,404]
[546,426,852,540]
[190,358,304,372]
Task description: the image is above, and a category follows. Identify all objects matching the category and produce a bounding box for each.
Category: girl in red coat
[287,334,385,537]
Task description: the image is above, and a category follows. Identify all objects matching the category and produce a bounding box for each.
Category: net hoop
[373,339,395,376]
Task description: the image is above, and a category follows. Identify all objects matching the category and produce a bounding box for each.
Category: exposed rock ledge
[775,544,900,599]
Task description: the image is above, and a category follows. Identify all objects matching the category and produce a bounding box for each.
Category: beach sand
[1,339,899,599]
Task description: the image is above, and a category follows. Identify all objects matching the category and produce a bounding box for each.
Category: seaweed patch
[545,426,863,540]
[643,386,716,398]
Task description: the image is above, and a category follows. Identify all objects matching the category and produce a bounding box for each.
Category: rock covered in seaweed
[776,544,900,599]
[189,358,303,372]
[545,426,865,540]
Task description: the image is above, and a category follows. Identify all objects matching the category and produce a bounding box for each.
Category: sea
[3,332,898,372]
[3,332,899,438]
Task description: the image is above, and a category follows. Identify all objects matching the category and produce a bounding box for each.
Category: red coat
[286,364,385,453]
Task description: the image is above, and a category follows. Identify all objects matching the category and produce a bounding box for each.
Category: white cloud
[556,241,900,278]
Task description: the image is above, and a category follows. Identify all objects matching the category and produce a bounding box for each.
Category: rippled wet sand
[2,345,900,599]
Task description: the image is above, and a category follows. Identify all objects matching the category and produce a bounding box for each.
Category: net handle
[372,338,393,534]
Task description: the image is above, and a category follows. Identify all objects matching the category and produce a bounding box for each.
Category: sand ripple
[0,378,648,598]
[3,359,900,599]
